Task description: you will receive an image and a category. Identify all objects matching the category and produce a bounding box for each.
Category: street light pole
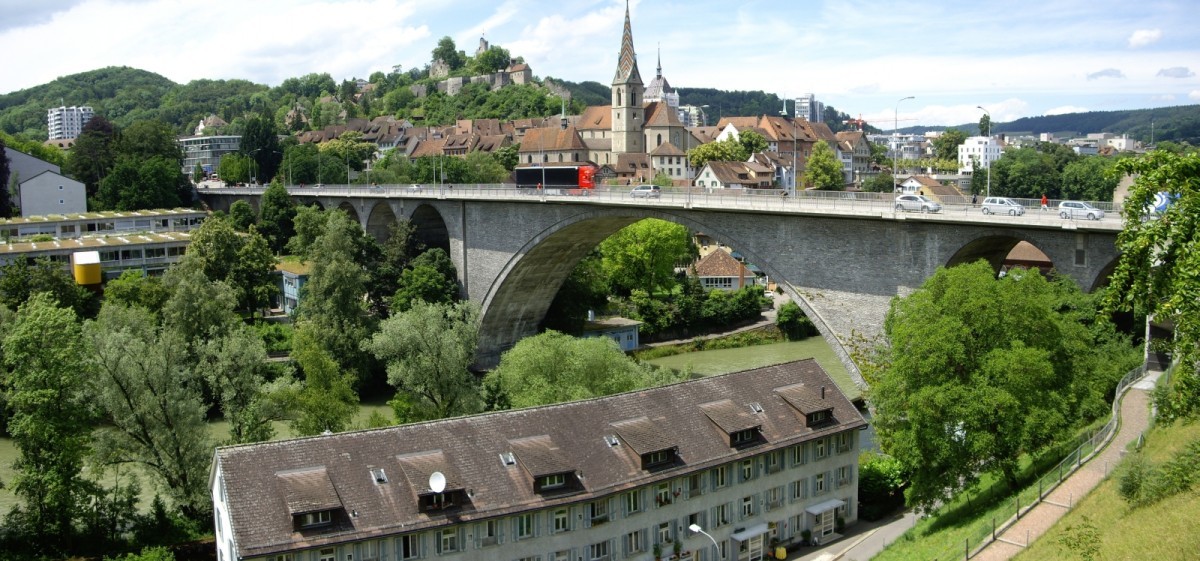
[976,105,991,199]
[893,96,914,194]
[688,524,721,559]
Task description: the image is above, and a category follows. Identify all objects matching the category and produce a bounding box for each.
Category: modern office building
[212,360,866,561]
[47,105,95,140]
[794,95,823,123]
[179,135,243,176]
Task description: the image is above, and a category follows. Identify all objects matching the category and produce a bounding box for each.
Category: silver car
[1058,201,1105,220]
[894,194,942,213]
[629,185,661,198]
[981,197,1025,216]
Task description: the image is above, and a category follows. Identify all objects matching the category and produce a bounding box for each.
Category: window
[516,513,534,538]
[742,496,755,518]
[319,548,335,561]
[646,449,670,467]
[732,429,756,445]
[269,555,293,561]
[301,510,331,527]
[361,540,381,561]
[540,473,565,489]
[553,508,570,533]
[815,438,826,459]
[626,530,644,554]
[554,551,570,561]
[658,522,671,544]
[589,540,609,561]
[439,528,458,553]
[815,473,826,494]
[741,459,754,481]
[792,479,806,500]
[837,432,852,453]
[480,519,498,546]
[838,466,851,487]
[688,473,704,498]
[766,486,783,510]
[713,503,730,527]
[655,483,673,507]
[624,489,642,515]
[712,465,727,489]
[792,443,806,466]
[589,500,608,525]
[398,535,419,559]
[766,451,782,473]
[517,557,540,561]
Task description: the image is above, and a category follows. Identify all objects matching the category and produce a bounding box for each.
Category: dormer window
[539,473,566,490]
[419,489,462,511]
[646,450,669,466]
[300,510,332,528]
[807,409,833,427]
[732,429,756,445]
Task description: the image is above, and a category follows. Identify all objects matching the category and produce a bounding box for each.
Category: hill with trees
[906,104,1200,145]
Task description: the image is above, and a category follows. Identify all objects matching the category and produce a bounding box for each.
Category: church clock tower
[611,0,644,155]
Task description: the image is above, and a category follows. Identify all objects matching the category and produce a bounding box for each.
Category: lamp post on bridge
[893,96,914,194]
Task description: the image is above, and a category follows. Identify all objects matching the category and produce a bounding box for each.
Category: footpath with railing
[923,364,1152,561]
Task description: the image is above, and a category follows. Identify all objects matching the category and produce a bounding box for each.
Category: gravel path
[973,377,1154,561]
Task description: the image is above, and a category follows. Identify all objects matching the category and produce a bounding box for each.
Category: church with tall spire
[610,0,644,155]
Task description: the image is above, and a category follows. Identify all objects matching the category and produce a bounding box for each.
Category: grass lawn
[1013,420,1200,560]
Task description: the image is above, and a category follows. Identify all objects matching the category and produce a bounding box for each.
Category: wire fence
[925,364,1148,561]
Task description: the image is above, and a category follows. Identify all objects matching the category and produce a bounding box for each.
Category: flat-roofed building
[211,359,866,561]
[0,208,206,240]
[0,231,193,279]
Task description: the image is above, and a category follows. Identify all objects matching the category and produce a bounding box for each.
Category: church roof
[650,141,685,156]
[644,50,675,101]
[613,1,643,85]
[517,126,587,153]
[645,101,683,128]
[577,106,613,130]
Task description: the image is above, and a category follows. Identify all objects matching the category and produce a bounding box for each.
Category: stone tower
[610,0,644,155]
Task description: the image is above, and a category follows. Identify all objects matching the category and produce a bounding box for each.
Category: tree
[240,115,283,182]
[198,326,276,444]
[870,261,1136,512]
[94,155,184,210]
[0,136,11,218]
[103,269,169,313]
[2,293,96,547]
[801,141,844,190]
[432,36,465,71]
[286,203,326,259]
[473,46,512,74]
[932,128,967,161]
[483,331,681,409]
[160,260,240,356]
[979,113,992,136]
[287,322,358,436]
[66,115,117,198]
[688,136,747,168]
[1106,150,1200,420]
[192,163,205,183]
[390,248,459,313]
[461,150,510,183]
[737,129,769,155]
[85,304,213,519]
[599,219,695,295]
[0,256,98,318]
[369,219,422,316]
[229,199,257,231]
[988,145,1062,199]
[365,300,482,421]
[776,300,817,340]
[217,153,251,184]
[542,251,610,334]
[862,172,895,193]
[231,228,279,314]
[258,180,296,253]
[1060,156,1119,201]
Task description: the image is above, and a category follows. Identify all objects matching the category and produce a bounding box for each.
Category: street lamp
[977,105,991,198]
[893,96,914,194]
[781,99,798,196]
[689,524,721,559]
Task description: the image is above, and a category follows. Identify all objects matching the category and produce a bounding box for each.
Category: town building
[692,248,758,291]
[179,135,243,176]
[581,315,642,352]
[275,259,312,315]
[794,95,823,123]
[13,170,86,217]
[0,231,194,280]
[46,105,94,140]
[211,359,866,561]
[957,136,1002,176]
[0,208,206,240]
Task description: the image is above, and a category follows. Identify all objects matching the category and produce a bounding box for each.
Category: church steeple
[613,0,642,85]
[656,45,662,78]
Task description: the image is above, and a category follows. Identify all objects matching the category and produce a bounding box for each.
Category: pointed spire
[657,44,662,78]
[614,0,642,84]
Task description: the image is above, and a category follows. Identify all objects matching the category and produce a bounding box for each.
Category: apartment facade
[179,135,243,176]
[47,105,94,140]
[212,360,866,561]
[957,136,1002,176]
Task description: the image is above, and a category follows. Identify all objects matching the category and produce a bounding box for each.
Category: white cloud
[1150,94,1177,102]
[1045,105,1089,116]
[1128,28,1162,48]
[1156,66,1194,78]
[1086,68,1125,80]
[1190,90,1200,101]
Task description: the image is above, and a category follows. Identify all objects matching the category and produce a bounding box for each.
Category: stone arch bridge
[202,187,1122,383]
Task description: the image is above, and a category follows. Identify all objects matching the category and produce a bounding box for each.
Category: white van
[981,197,1025,216]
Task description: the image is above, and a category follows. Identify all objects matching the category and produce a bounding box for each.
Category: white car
[894,194,941,213]
[981,197,1025,216]
[1058,201,1105,220]
[629,185,661,198]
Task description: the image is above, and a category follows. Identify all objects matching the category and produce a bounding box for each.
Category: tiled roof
[649,141,685,156]
[577,106,612,130]
[644,101,683,127]
[613,153,651,172]
[215,360,864,558]
[692,248,752,278]
[409,138,446,158]
[518,126,587,153]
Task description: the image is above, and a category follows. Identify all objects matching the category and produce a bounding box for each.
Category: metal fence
[926,364,1148,561]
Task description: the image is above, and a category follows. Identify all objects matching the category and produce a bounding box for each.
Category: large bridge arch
[365,201,397,243]
[336,201,360,224]
[473,207,864,386]
[408,204,451,255]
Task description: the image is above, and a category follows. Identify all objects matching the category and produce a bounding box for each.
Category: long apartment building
[1,208,207,239]
[212,360,866,561]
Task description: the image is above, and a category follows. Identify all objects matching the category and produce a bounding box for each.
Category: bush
[776,301,818,340]
[251,321,293,354]
[858,451,908,520]
[1120,438,1200,507]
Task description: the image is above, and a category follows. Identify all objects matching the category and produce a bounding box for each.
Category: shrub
[776,301,818,340]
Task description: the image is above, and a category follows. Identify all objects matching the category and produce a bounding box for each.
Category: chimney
[820,386,825,399]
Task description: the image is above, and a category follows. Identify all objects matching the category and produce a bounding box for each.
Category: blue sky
[1,0,1197,127]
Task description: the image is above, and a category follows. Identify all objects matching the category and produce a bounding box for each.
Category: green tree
[85,304,213,519]
[365,300,482,421]
[1060,156,1119,201]
[231,228,278,314]
[483,330,680,409]
[240,115,283,182]
[737,129,769,155]
[932,128,967,161]
[862,171,895,193]
[432,36,465,70]
[368,219,422,317]
[287,322,358,436]
[391,248,460,313]
[160,260,240,356]
[801,141,844,190]
[0,136,11,218]
[542,251,610,334]
[258,180,296,253]
[1106,150,1200,420]
[599,218,695,295]
[493,143,520,171]
[461,149,510,183]
[65,116,117,198]
[776,300,817,340]
[870,261,1135,512]
[0,256,98,318]
[688,136,747,168]
[2,293,96,547]
[285,203,326,259]
[192,163,205,183]
[94,155,184,210]
[229,199,257,231]
[979,113,992,136]
[473,46,512,74]
[102,269,170,313]
[217,153,251,184]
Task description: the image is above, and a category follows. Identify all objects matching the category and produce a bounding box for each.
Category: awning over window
[804,498,846,515]
[730,522,770,542]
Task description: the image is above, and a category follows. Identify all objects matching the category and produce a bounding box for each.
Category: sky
[1,0,1198,128]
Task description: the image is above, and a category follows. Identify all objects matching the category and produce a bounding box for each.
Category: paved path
[972,372,1157,560]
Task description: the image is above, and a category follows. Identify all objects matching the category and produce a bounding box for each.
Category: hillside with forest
[908,104,1200,144]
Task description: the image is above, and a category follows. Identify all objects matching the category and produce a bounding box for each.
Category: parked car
[981,197,1025,216]
[629,184,661,198]
[894,194,941,213]
[1058,201,1105,220]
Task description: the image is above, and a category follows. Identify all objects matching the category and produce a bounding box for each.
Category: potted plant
[653,543,662,561]
[673,539,682,559]
[801,529,812,546]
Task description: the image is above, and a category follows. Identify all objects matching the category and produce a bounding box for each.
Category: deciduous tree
[931,128,967,161]
[599,218,695,296]
[287,322,358,436]
[801,141,844,190]
[390,248,459,313]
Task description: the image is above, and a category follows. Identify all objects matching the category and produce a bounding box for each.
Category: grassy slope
[1013,420,1200,560]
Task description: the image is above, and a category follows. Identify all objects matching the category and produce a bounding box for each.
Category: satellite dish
[429,471,446,493]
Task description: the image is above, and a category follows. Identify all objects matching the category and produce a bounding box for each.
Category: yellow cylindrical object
[71,251,102,285]
[775,546,787,559]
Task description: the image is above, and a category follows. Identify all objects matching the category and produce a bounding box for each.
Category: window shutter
[534,513,541,538]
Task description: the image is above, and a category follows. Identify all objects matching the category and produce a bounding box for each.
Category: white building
[46,105,94,140]
[957,136,1002,175]
[212,360,866,561]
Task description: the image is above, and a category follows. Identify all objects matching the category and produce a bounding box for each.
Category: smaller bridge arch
[366,201,397,243]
